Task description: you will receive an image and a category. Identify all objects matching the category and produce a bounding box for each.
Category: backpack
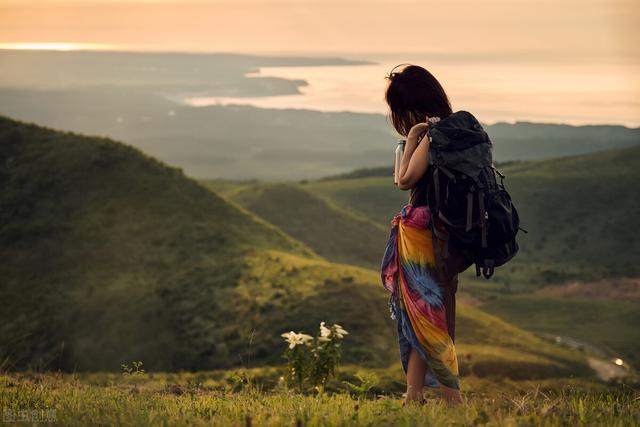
[423,110,527,279]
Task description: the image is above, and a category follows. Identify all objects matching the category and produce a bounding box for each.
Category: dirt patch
[537,277,640,302]
[587,357,629,381]
[457,292,483,307]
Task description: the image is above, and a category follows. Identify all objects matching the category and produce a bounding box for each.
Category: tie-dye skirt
[380,203,460,390]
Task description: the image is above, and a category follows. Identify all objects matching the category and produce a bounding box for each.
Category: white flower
[319,321,332,339]
[281,331,314,349]
[299,333,314,345]
[332,323,349,338]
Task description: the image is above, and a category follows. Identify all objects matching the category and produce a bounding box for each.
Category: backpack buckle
[482,259,495,279]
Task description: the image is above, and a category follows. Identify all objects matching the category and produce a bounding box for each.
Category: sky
[0,0,638,60]
[0,0,638,126]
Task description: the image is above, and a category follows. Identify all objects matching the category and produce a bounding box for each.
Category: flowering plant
[280,322,349,393]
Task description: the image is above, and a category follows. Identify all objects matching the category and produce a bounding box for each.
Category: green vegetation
[481,295,640,367]
[203,145,640,375]
[303,145,640,284]
[0,114,330,372]
[1,371,638,426]
[211,145,640,285]
[0,115,600,381]
[201,181,387,270]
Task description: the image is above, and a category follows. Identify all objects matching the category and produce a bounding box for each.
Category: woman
[380,64,464,406]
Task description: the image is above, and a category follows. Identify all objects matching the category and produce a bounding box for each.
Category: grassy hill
[0,115,328,371]
[200,181,388,270]
[0,115,595,380]
[204,146,640,367]
[297,145,640,285]
[209,144,640,286]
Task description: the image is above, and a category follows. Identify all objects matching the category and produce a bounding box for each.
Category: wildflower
[320,321,331,337]
[333,324,349,338]
[281,331,313,349]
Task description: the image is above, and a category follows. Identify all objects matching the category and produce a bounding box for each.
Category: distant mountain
[0,50,371,97]
[0,49,637,180]
[302,145,640,284]
[0,115,591,380]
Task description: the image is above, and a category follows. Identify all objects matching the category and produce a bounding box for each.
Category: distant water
[181,53,640,127]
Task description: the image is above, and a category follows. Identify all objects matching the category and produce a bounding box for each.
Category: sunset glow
[0,42,116,51]
[0,0,638,126]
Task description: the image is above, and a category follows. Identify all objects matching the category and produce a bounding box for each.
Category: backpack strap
[430,216,451,283]
[478,189,487,248]
[432,167,440,211]
[438,165,456,181]
[492,165,505,188]
[465,190,473,232]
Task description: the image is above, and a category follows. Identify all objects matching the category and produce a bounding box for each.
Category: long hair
[384,64,453,137]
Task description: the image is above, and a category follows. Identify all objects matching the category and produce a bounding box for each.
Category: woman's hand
[407,122,430,147]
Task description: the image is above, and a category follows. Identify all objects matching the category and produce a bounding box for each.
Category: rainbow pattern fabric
[380,203,460,390]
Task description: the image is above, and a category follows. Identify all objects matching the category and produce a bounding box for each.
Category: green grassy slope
[480,294,640,367]
[0,115,318,371]
[3,372,638,427]
[231,249,592,380]
[210,145,640,286]
[200,181,388,270]
[203,146,640,369]
[0,115,593,380]
[300,146,640,285]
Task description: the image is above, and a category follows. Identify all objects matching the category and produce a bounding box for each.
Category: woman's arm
[397,123,431,191]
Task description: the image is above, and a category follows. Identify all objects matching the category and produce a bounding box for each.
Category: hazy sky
[1,1,638,126]
[1,0,638,61]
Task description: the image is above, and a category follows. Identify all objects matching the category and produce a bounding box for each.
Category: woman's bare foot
[402,385,425,406]
[439,384,464,406]
[402,395,425,406]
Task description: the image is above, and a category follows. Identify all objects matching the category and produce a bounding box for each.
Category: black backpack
[423,110,527,279]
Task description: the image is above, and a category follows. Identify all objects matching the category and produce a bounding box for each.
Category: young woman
[380,64,464,406]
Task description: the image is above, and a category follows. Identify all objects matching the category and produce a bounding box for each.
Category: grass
[0,115,329,372]
[1,371,638,426]
[201,146,640,376]
[478,294,640,368]
[0,114,634,427]
[200,181,387,270]
[1,115,602,377]
[209,145,640,287]
[302,145,640,285]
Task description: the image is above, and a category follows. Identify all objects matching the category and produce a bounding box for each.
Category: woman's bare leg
[404,346,427,404]
[439,384,464,406]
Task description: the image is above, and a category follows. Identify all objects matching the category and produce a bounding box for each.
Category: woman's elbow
[397,177,412,191]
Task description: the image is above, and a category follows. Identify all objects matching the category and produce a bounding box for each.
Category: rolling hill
[200,181,388,270]
[300,145,640,285]
[0,115,594,381]
[204,145,640,367]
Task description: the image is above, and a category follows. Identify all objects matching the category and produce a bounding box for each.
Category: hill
[205,145,640,367]
[0,115,327,371]
[200,181,388,270]
[0,115,594,380]
[297,145,640,284]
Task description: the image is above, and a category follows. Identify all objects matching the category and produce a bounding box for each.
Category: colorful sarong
[380,203,460,390]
